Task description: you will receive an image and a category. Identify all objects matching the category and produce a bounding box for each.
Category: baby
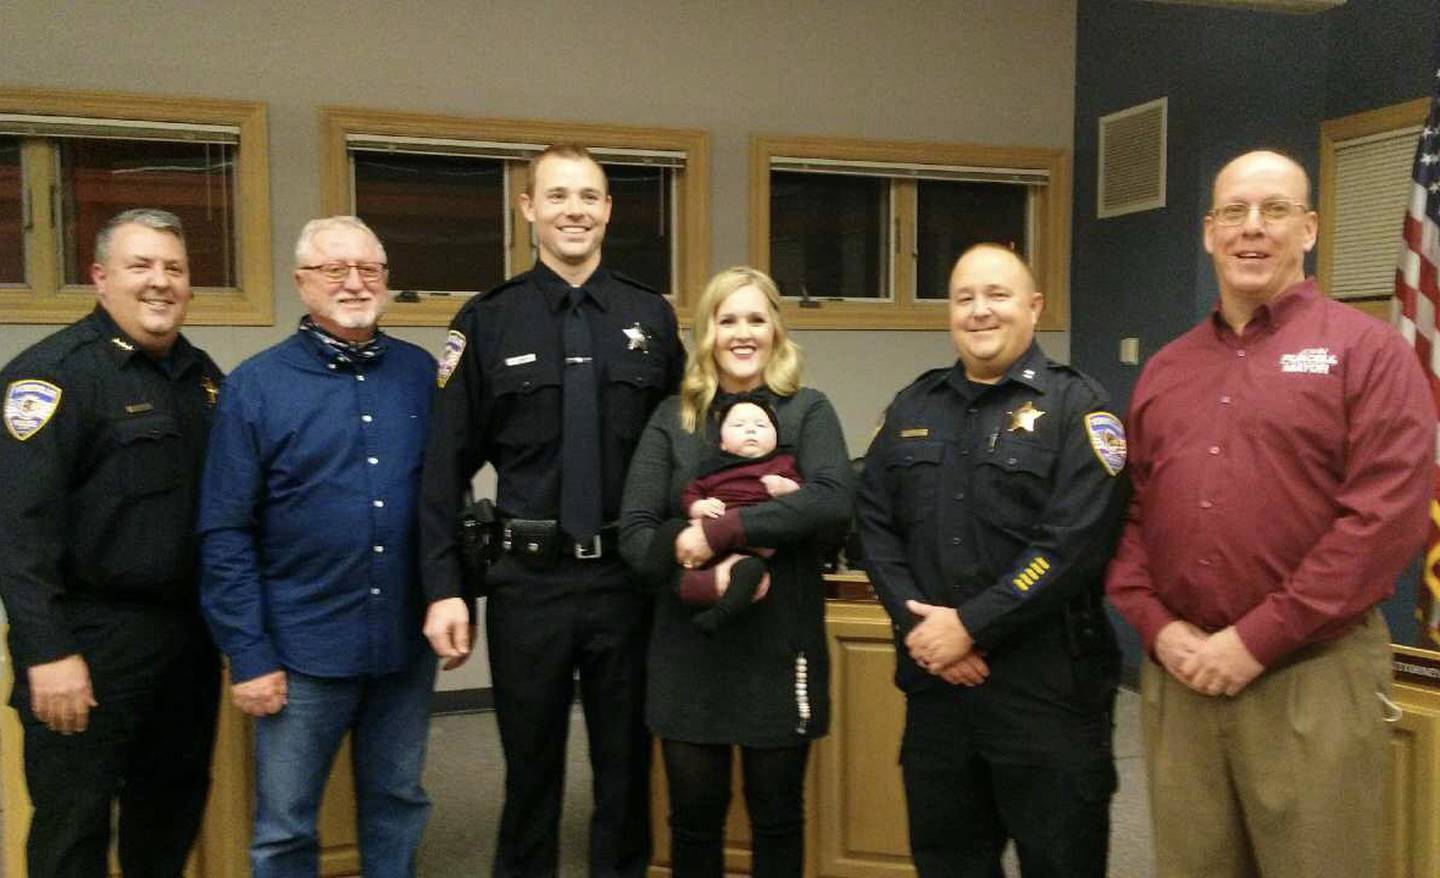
[678,397,802,632]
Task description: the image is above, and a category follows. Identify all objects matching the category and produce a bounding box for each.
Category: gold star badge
[1006,400,1045,433]
[200,376,220,406]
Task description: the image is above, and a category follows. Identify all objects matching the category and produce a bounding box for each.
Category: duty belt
[499,518,620,561]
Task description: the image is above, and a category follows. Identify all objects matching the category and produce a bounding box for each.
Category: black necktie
[561,286,602,541]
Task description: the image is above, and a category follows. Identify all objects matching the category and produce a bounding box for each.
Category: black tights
[661,739,810,878]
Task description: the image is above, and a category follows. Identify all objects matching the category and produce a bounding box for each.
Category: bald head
[947,244,1043,382]
[1212,150,1311,208]
[1204,149,1318,319]
[951,244,1037,294]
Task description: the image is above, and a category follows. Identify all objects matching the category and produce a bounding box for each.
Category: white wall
[0,0,1078,690]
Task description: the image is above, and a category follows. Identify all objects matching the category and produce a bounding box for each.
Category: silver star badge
[623,322,649,352]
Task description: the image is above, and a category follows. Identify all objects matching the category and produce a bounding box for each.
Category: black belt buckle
[574,533,603,560]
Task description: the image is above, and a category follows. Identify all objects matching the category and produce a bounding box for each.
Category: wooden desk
[2,626,359,878]
[645,581,1440,878]
[648,575,916,877]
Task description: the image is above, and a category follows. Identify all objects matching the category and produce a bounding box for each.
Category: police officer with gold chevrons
[0,209,223,878]
[419,145,683,878]
[857,244,1127,878]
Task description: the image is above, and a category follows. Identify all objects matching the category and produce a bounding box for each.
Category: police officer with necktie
[419,144,684,878]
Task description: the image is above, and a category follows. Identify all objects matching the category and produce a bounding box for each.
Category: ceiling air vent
[1098,97,1167,218]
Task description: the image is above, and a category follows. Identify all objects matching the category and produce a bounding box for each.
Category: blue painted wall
[1072,0,1438,668]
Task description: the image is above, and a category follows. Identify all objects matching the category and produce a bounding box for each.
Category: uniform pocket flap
[983,441,1055,477]
[112,412,181,445]
[605,359,666,389]
[490,360,561,397]
[886,440,944,467]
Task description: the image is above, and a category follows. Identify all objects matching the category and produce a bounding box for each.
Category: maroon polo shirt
[1106,278,1433,666]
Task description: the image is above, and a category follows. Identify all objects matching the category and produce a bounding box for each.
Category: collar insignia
[1021,368,1036,380]
[623,322,650,353]
[200,376,220,407]
[110,337,134,352]
[4,379,63,441]
[1006,400,1045,433]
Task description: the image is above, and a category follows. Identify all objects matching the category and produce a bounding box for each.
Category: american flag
[1394,54,1440,649]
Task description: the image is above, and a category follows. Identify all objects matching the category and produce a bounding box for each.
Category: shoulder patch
[5,379,63,441]
[1084,411,1126,476]
[437,330,467,389]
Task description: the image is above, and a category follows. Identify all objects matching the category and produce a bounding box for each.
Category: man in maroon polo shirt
[1106,150,1433,878]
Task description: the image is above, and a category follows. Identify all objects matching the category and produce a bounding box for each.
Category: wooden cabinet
[646,597,916,878]
[1,630,359,878]
[645,602,1440,878]
[1387,647,1440,878]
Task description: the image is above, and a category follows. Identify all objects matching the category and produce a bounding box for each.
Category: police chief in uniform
[0,208,223,878]
[857,244,1127,878]
[420,144,684,878]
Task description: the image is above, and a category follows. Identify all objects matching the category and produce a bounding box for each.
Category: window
[1318,96,1430,321]
[319,108,710,326]
[750,136,1071,330]
[0,88,272,325]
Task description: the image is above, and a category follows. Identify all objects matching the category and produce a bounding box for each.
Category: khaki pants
[1141,612,1393,878]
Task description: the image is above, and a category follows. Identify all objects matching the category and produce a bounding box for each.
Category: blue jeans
[250,656,437,878]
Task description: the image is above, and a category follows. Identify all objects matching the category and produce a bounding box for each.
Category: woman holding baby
[620,266,853,877]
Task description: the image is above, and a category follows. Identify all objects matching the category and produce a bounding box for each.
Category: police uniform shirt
[0,306,223,670]
[857,341,1128,691]
[420,261,684,601]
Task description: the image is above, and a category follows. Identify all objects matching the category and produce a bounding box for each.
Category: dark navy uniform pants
[14,602,220,878]
[900,630,1117,878]
[485,554,652,878]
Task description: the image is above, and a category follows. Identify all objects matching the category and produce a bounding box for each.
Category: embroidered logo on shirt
[1006,400,1045,432]
[1010,554,1052,595]
[1084,411,1127,476]
[4,379,62,441]
[1278,347,1338,375]
[437,331,467,389]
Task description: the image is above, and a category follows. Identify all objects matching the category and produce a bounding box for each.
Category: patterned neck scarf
[298,316,387,366]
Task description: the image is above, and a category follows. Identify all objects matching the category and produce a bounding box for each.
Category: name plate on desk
[1393,645,1440,690]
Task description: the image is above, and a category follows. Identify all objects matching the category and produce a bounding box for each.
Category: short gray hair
[94,208,185,265]
[294,216,387,266]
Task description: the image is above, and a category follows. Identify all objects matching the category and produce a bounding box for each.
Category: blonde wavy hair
[679,266,803,433]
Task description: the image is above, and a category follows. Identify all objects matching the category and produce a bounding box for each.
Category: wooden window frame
[1317,96,1429,322]
[0,87,273,325]
[749,135,1071,331]
[319,106,710,326]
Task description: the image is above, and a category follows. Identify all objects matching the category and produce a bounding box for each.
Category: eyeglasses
[1209,200,1309,226]
[299,261,388,283]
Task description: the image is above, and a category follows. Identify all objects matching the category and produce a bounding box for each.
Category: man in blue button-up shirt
[199,216,437,877]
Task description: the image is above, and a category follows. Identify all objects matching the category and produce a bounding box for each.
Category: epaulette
[610,270,664,296]
[1048,360,1111,401]
[899,366,951,396]
[2,318,101,375]
[476,274,528,302]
